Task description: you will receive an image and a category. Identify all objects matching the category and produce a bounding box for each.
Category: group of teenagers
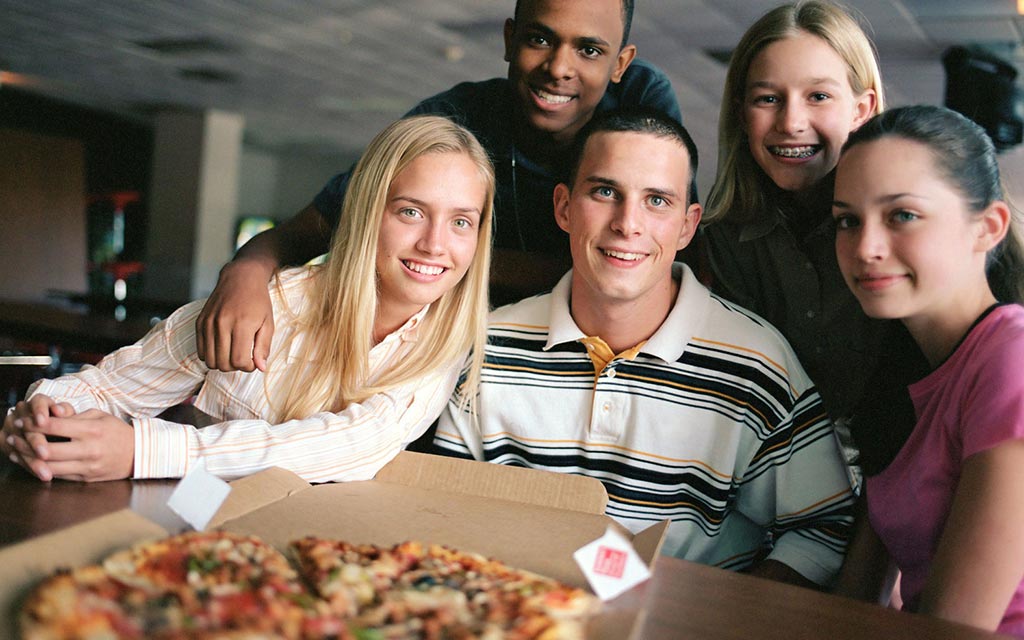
[4,0,1024,634]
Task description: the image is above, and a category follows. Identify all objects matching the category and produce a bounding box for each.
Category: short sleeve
[961,331,1024,459]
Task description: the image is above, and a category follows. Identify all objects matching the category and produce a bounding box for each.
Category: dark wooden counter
[0,457,1011,640]
[0,298,158,356]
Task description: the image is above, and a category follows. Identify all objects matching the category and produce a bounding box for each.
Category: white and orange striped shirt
[28,268,461,483]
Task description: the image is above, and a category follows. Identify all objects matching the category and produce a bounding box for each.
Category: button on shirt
[579,336,646,442]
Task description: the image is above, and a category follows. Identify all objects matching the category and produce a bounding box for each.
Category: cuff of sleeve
[27,380,94,415]
[132,418,191,479]
[767,535,842,587]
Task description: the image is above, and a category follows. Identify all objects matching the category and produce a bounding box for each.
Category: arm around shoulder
[196,204,331,373]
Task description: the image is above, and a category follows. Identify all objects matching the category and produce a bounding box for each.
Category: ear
[975,200,1011,253]
[554,183,573,234]
[609,44,637,83]
[503,18,516,63]
[677,202,703,251]
[850,89,877,131]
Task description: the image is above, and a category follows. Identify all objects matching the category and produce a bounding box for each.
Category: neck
[512,112,573,166]
[570,278,679,354]
[372,302,419,346]
[903,284,997,368]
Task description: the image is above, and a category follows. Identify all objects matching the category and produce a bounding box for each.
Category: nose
[854,220,888,263]
[610,198,643,237]
[777,101,808,135]
[545,44,576,80]
[416,219,446,255]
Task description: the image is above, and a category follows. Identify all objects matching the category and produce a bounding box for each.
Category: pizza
[21,531,321,640]
[290,538,597,639]
[20,532,598,639]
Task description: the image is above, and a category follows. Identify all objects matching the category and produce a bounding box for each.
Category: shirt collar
[380,304,430,346]
[544,264,711,363]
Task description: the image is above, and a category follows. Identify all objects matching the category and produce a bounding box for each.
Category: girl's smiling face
[743,31,875,195]
[832,137,990,328]
[375,151,486,328]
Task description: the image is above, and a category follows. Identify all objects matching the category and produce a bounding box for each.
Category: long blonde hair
[704,0,885,225]
[273,115,494,421]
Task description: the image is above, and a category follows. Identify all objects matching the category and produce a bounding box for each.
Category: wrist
[221,256,276,283]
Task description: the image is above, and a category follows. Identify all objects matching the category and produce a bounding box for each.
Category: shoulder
[488,290,555,331]
[408,79,509,119]
[958,305,1024,378]
[700,291,814,385]
[269,267,319,314]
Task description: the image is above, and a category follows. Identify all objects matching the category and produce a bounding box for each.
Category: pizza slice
[21,564,170,640]
[290,537,598,640]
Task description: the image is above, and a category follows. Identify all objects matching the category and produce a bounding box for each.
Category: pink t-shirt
[866,304,1024,636]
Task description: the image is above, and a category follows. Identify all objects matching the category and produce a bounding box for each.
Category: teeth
[403,260,444,275]
[770,145,818,158]
[603,249,644,261]
[535,88,572,104]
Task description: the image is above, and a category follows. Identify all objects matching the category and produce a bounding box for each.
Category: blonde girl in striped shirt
[3,115,493,483]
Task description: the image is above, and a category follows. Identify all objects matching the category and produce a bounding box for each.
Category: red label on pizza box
[593,546,627,579]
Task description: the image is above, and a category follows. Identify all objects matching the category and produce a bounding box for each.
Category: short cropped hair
[513,0,634,49]
[566,107,699,205]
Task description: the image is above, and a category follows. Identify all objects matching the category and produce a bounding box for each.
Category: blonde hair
[273,115,494,421]
[704,0,885,225]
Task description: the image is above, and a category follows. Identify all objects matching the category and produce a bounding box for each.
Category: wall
[237,148,357,222]
[0,128,87,301]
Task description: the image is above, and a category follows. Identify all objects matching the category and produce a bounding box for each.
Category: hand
[196,258,276,373]
[15,409,135,482]
[2,395,76,481]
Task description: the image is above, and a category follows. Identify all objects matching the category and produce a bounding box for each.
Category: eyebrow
[832,193,926,208]
[521,21,612,49]
[584,176,681,199]
[748,77,844,90]
[391,195,481,216]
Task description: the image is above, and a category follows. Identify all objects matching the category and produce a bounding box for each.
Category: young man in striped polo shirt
[435,108,854,589]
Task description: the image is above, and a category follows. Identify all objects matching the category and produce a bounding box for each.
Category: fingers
[250,317,275,373]
[196,304,211,364]
[4,435,54,481]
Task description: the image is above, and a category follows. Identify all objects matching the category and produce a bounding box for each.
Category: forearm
[832,496,897,604]
[136,365,460,481]
[232,204,331,272]
[28,304,207,418]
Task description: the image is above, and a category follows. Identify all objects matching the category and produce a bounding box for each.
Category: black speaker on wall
[942,45,1023,151]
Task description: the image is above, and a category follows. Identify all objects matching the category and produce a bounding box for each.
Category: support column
[143,109,243,303]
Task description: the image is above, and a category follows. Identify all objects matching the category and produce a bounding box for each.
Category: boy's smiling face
[504,0,636,146]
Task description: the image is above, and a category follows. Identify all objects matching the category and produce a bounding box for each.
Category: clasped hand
[1,395,134,482]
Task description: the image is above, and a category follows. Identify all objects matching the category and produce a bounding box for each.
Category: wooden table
[0,458,1009,640]
[0,299,158,356]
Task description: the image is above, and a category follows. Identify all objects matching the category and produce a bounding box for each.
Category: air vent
[178,67,237,83]
[135,37,234,55]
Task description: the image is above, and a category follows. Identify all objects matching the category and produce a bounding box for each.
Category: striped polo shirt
[436,264,854,585]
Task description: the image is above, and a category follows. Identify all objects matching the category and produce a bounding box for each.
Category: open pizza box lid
[0,451,669,639]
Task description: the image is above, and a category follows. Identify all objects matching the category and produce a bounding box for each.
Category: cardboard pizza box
[0,451,669,639]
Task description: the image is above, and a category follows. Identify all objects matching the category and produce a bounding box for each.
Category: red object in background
[103,261,144,281]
